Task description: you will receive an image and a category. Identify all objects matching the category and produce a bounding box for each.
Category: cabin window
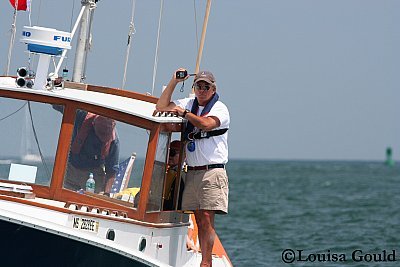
[0,98,62,186]
[147,133,169,212]
[57,109,148,207]
[147,133,186,212]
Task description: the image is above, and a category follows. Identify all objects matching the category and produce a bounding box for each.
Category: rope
[0,102,27,122]
[27,102,51,179]
[28,0,32,26]
[5,8,18,76]
[69,0,76,33]
[193,0,199,53]
[122,0,137,89]
[64,0,76,70]
[151,0,164,96]
[55,5,87,77]
[0,101,50,179]
[35,0,42,25]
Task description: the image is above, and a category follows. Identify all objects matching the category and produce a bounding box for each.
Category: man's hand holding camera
[165,68,194,117]
[173,68,189,82]
[155,67,194,117]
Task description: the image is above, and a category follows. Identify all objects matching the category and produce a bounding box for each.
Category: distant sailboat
[20,103,41,162]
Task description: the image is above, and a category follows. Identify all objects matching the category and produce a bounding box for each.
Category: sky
[0,0,399,161]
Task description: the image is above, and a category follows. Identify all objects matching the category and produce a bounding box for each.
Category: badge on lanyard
[187,141,196,152]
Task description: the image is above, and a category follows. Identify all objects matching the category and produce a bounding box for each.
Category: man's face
[194,81,215,104]
[168,148,180,167]
[94,117,115,142]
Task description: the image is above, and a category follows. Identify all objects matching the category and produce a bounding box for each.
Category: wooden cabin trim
[134,125,160,220]
[0,89,63,104]
[51,104,76,198]
[62,82,160,104]
[172,136,186,210]
[160,134,172,212]
[1,80,160,104]
[57,189,133,212]
[0,183,50,198]
[86,84,159,104]
[63,81,87,90]
[31,185,51,197]
[34,183,138,217]
[143,210,189,224]
[0,194,189,228]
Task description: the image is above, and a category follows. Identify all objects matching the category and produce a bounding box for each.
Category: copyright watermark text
[281,249,396,264]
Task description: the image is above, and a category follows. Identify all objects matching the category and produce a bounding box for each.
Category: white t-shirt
[174,97,230,166]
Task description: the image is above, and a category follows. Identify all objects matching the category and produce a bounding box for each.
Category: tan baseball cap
[194,70,216,85]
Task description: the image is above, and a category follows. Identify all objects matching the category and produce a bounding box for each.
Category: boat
[0,0,232,266]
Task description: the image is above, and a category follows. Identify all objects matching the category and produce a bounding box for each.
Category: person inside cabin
[53,106,120,194]
[156,69,230,267]
[134,140,185,210]
[163,140,185,210]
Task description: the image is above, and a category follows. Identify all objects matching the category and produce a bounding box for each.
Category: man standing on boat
[156,69,229,267]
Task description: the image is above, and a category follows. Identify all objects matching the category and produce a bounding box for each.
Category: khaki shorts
[181,168,229,214]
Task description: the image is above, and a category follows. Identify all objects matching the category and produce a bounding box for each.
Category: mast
[72,0,97,82]
[54,5,88,77]
[194,0,212,74]
[192,0,212,94]
[81,3,97,80]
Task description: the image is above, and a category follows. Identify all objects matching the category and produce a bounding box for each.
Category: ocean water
[1,159,399,266]
[217,160,400,267]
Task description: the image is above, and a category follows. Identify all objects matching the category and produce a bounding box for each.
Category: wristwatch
[183,109,191,117]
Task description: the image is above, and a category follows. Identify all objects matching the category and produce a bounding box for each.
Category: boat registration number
[72,217,99,233]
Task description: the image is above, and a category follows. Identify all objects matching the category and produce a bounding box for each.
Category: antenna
[20,26,72,90]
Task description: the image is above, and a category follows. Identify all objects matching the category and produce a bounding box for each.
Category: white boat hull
[0,197,230,266]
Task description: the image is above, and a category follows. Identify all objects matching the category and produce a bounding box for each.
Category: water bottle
[85,173,95,193]
[62,68,68,80]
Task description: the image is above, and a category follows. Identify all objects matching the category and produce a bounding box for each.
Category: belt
[187,164,225,171]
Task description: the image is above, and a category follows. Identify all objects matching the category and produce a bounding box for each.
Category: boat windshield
[0,98,182,212]
[60,109,148,208]
[0,98,62,186]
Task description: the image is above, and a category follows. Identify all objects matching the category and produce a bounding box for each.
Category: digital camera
[175,70,187,79]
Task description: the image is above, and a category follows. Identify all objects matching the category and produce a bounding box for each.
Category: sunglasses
[169,149,178,157]
[194,84,211,91]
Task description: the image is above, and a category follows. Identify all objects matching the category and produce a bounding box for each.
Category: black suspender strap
[188,128,228,141]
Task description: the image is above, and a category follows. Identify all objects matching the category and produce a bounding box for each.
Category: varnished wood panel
[87,84,159,104]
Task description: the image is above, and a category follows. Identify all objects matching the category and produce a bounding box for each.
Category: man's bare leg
[195,210,215,267]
